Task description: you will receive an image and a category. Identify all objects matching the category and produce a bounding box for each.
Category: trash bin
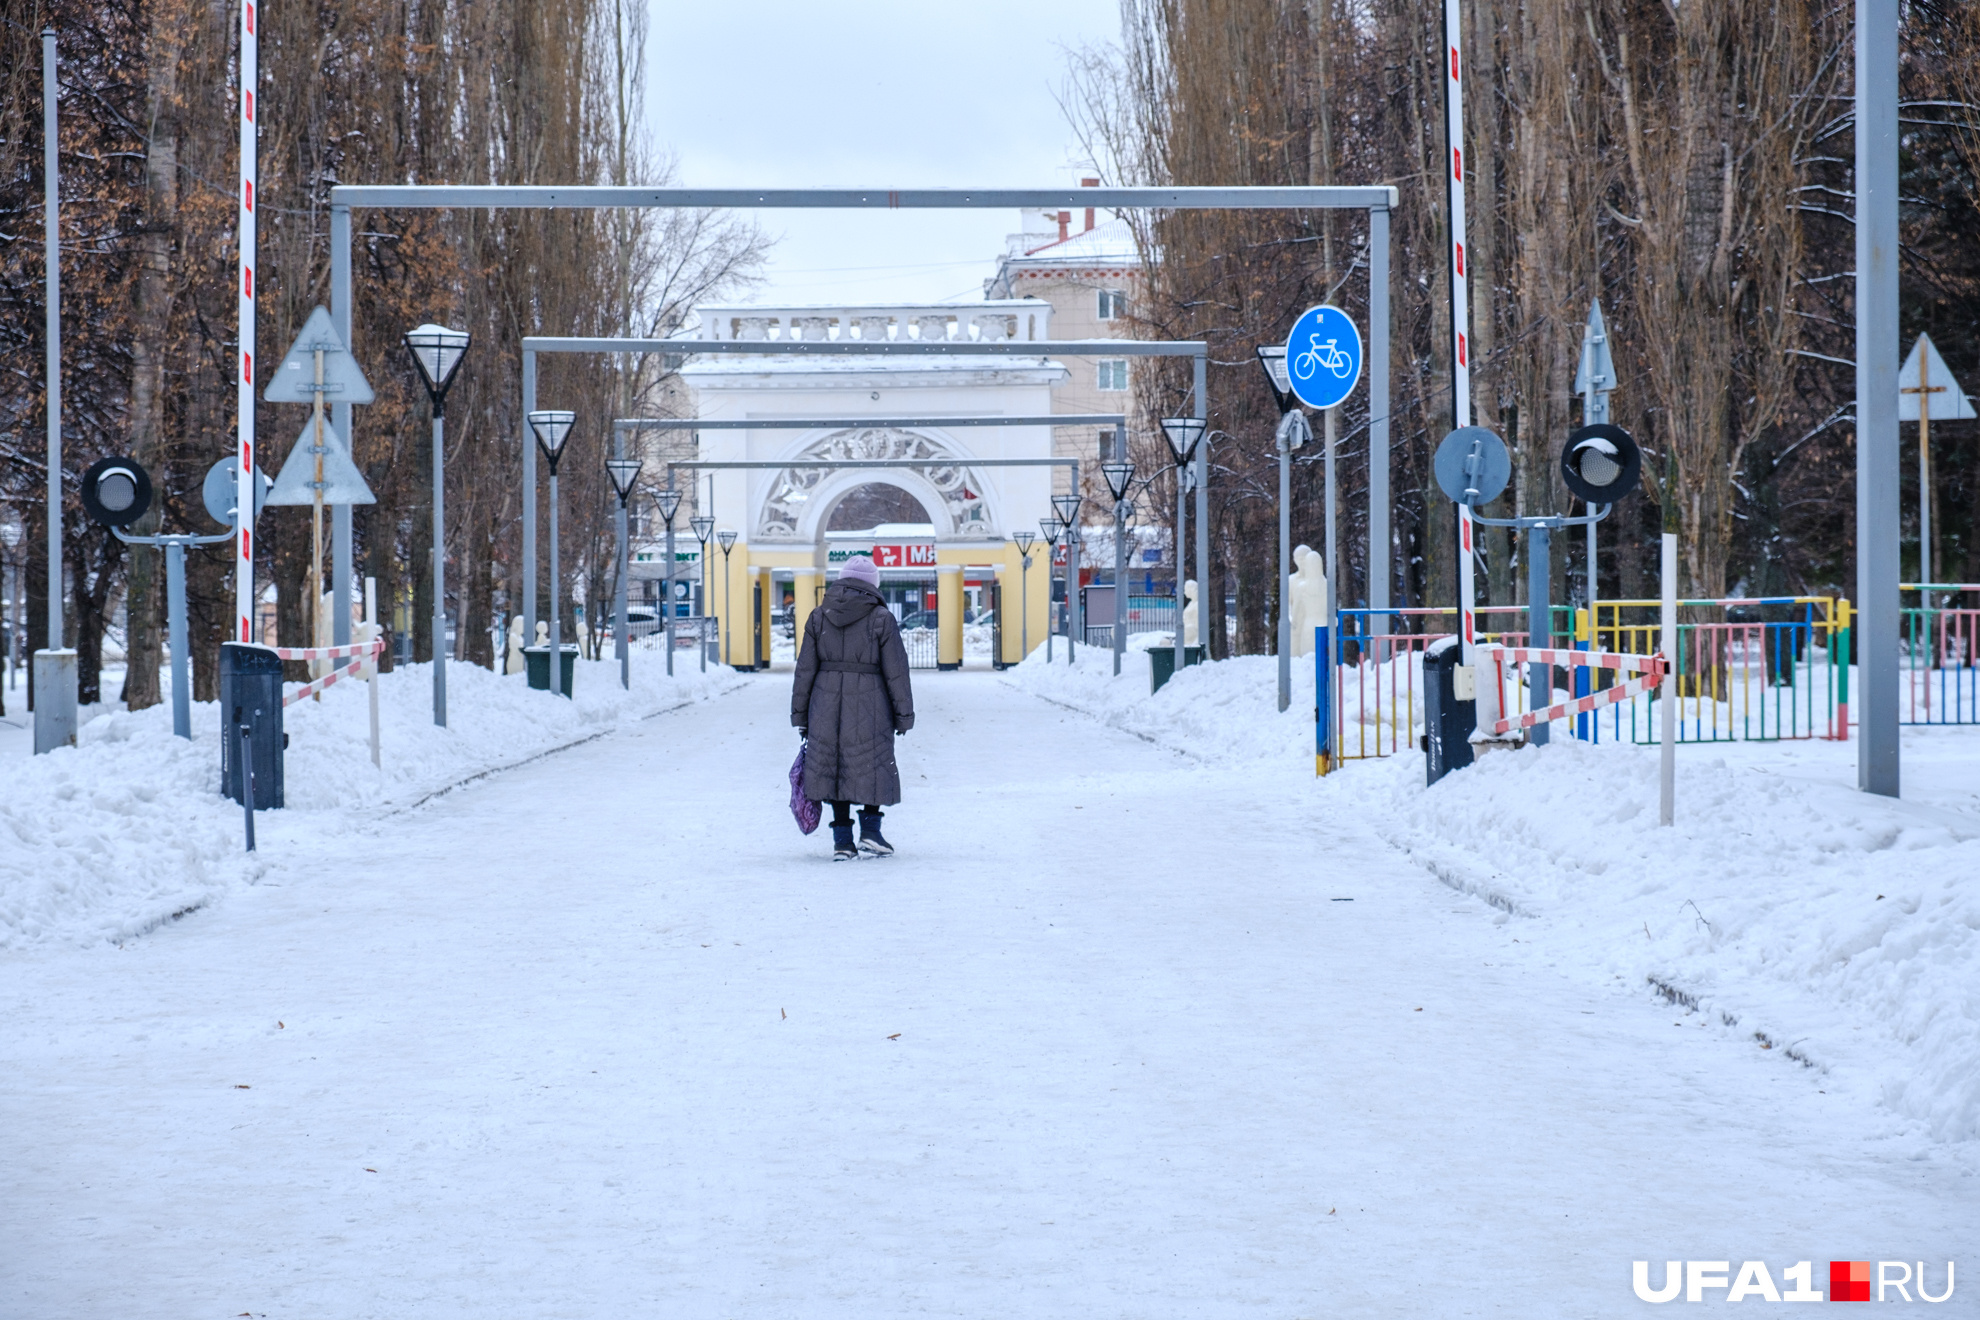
[1422,636,1475,786]
[1149,644,1204,694]
[219,641,284,809]
[524,644,578,697]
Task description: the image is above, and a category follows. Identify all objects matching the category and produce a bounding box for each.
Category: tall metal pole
[1066,529,1080,664]
[1527,524,1551,746]
[1660,526,1676,823]
[548,468,562,695]
[1019,552,1029,662]
[1277,429,1292,712]
[613,427,629,690]
[522,350,538,647]
[1173,466,1186,679]
[721,546,732,670]
[1192,352,1210,661]
[1856,0,1899,797]
[166,541,189,738]
[1324,405,1338,771]
[1113,501,1128,677]
[42,29,61,650]
[1368,205,1391,622]
[663,510,676,677]
[35,28,80,753]
[431,407,446,724]
[330,203,353,654]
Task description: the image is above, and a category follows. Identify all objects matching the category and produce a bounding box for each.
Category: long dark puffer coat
[791,578,915,805]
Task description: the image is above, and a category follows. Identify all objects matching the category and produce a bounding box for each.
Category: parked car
[624,607,662,639]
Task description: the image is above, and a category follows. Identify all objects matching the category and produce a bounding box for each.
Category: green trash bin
[1149,644,1204,694]
[523,644,578,697]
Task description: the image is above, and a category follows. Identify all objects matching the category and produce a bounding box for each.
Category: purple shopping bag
[789,743,822,835]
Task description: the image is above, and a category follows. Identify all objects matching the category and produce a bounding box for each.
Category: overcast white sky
[643,0,1123,306]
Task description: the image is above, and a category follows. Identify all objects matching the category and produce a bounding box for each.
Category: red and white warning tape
[277,639,384,707]
[1479,643,1667,737]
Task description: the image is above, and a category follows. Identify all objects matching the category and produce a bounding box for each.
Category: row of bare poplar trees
[1069,0,1980,655]
[0,0,761,708]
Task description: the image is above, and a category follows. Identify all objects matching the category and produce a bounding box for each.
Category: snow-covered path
[3,673,1971,1317]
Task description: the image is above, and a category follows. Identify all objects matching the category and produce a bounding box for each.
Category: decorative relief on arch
[755,428,991,540]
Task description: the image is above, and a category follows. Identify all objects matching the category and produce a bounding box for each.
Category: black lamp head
[82,456,153,529]
[1560,423,1641,505]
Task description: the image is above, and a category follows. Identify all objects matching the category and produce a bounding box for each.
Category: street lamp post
[1255,346,1311,714]
[1052,494,1082,664]
[655,487,683,677]
[405,323,471,726]
[1102,456,1136,678]
[527,409,575,697]
[605,457,643,691]
[0,512,19,694]
[690,514,713,672]
[1038,517,1061,663]
[1011,529,1036,664]
[716,529,738,671]
[1160,417,1207,684]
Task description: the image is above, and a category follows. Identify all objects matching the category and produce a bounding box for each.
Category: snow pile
[1003,647,1980,1142]
[1005,639,1312,763]
[0,648,738,950]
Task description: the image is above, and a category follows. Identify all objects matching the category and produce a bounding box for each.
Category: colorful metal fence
[1902,585,1980,725]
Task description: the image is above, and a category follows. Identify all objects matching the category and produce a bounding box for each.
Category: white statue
[1182,579,1201,647]
[505,615,527,674]
[1288,544,1327,658]
[535,620,550,646]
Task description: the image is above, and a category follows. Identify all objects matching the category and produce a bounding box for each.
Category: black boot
[831,822,858,861]
[858,809,893,857]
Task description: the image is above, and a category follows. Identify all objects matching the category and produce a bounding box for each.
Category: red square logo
[1830,1260,1871,1302]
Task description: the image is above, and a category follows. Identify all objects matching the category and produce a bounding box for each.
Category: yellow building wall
[937,566,963,669]
[996,541,1052,664]
[756,567,775,668]
[793,570,820,648]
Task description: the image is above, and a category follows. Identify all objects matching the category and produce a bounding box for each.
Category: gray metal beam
[527,336,1205,358]
[617,415,1125,432]
[1856,0,1899,796]
[330,203,353,652]
[331,184,1399,212]
[666,459,1077,472]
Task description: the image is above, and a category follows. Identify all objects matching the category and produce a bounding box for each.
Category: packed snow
[1,644,1973,1314]
[0,645,740,950]
[1005,642,1980,1144]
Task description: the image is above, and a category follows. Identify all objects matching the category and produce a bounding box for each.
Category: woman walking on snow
[791,554,915,860]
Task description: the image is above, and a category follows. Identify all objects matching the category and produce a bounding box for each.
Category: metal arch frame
[524,337,1202,666]
[323,185,1396,677]
[610,414,1123,670]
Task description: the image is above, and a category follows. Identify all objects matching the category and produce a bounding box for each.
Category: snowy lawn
[0,643,741,950]
[1004,644,1980,1145]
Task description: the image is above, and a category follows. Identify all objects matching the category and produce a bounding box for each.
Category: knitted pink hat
[839,554,880,587]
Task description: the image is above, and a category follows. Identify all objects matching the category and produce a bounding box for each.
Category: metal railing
[1902,586,1980,725]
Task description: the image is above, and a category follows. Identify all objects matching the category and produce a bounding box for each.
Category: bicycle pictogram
[1282,304,1362,410]
[1292,334,1355,382]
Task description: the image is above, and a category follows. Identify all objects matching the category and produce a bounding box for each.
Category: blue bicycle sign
[1283,304,1363,410]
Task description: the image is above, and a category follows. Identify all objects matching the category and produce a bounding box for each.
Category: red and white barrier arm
[277,639,384,707]
[272,641,380,661]
[1479,644,1667,737]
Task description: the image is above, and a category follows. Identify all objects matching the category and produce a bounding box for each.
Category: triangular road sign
[1899,333,1976,422]
[1574,300,1617,397]
[267,416,376,506]
[264,306,375,404]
